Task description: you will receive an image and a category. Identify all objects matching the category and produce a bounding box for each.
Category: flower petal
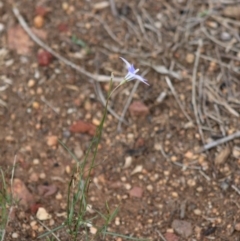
[120,57,132,70]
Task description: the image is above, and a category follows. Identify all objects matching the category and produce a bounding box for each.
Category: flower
[120,57,149,85]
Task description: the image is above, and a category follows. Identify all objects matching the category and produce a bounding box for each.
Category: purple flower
[120,57,149,86]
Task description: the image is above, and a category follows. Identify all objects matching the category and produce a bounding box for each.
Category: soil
[1,0,240,241]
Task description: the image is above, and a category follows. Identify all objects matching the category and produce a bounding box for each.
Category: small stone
[93,1,109,10]
[56,193,62,200]
[123,156,132,169]
[235,223,240,231]
[46,135,58,147]
[129,186,143,198]
[131,165,143,175]
[187,179,196,187]
[220,32,231,41]
[62,2,69,10]
[65,165,71,174]
[29,172,39,182]
[36,207,51,220]
[74,145,83,159]
[172,192,178,198]
[125,183,132,190]
[92,118,100,126]
[214,146,231,165]
[12,233,19,239]
[90,226,97,234]
[146,184,153,192]
[186,53,195,64]
[129,101,149,117]
[115,217,120,226]
[37,49,53,66]
[207,21,218,28]
[39,173,46,179]
[164,232,179,241]
[36,87,43,94]
[28,79,35,87]
[171,156,178,162]
[32,101,40,109]
[154,143,161,151]
[33,158,39,165]
[193,209,201,215]
[172,219,192,238]
[34,15,44,28]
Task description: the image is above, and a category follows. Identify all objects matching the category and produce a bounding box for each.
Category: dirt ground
[1,0,240,240]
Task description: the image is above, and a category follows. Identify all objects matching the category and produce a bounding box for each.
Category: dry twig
[201,131,240,152]
[12,7,123,83]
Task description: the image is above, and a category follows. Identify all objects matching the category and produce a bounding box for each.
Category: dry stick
[201,131,240,152]
[109,0,118,17]
[156,230,167,241]
[199,54,240,74]
[192,40,205,144]
[12,7,123,83]
[165,76,193,123]
[231,184,240,196]
[37,220,61,241]
[202,27,240,53]
[117,69,150,132]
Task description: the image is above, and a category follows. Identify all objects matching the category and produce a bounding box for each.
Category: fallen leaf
[129,186,143,198]
[12,178,34,209]
[37,184,58,197]
[7,25,34,55]
[70,120,96,136]
[129,101,149,117]
[172,219,192,238]
[164,232,179,241]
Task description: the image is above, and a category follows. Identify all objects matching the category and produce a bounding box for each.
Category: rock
[27,79,35,87]
[129,101,149,117]
[220,32,231,41]
[172,219,192,238]
[123,156,132,169]
[34,15,44,28]
[74,145,83,159]
[131,165,143,175]
[37,49,53,66]
[186,53,195,64]
[129,186,143,198]
[214,146,231,165]
[7,25,34,55]
[164,232,179,241]
[70,120,96,136]
[46,135,58,147]
[36,207,51,220]
[235,223,240,231]
[12,178,34,209]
